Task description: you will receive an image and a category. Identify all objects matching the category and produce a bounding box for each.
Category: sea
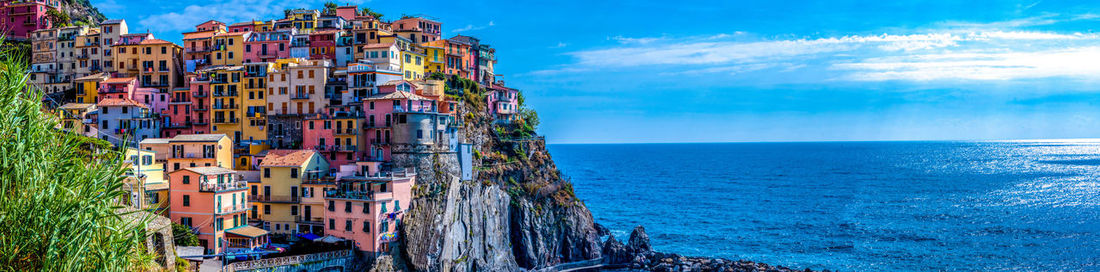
[547,141,1100,271]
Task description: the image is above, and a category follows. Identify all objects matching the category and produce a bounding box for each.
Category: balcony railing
[216,204,249,215]
[169,98,191,104]
[212,91,238,97]
[335,127,356,135]
[294,215,324,224]
[213,117,239,124]
[248,194,300,203]
[291,93,310,99]
[212,104,239,110]
[199,180,246,192]
[193,91,208,97]
[324,190,376,201]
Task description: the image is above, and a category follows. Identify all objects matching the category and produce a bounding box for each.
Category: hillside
[59,0,107,26]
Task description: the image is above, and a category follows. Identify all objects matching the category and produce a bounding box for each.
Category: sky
[91,0,1100,143]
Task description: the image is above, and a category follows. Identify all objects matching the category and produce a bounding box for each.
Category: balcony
[248,194,299,203]
[172,152,214,159]
[192,120,209,125]
[193,107,208,111]
[291,93,310,100]
[164,122,190,128]
[199,179,246,192]
[212,90,238,97]
[212,117,239,124]
[294,215,324,224]
[193,91,208,98]
[142,82,170,88]
[335,127,357,135]
[169,98,191,104]
[215,204,249,215]
[324,190,376,201]
[212,103,239,110]
[186,47,212,53]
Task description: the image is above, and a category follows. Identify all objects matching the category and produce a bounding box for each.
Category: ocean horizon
[549,141,1100,271]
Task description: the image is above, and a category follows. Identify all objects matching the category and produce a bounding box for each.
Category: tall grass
[0,38,156,271]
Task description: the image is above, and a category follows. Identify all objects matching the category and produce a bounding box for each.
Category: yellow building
[212,32,249,67]
[114,37,184,92]
[286,9,320,33]
[165,134,234,172]
[123,148,170,213]
[58,103,97,137]
[420,41,446,75]
[252,149,329,234]
[401,49,426,80]
[197,66,247,145]
[74,72,108,103]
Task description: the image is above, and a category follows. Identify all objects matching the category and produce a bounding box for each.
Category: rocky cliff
[390,89,602,271]
[59,0,107,25]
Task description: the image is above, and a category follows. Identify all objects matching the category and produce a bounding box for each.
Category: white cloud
[541,26,1100,83]
[452,21,494,33]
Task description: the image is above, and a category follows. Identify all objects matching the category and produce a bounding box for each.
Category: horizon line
[545,138,1100,145]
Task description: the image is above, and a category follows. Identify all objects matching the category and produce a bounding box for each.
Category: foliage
[46,9,71,28]
[174,257,191,272]
[0,37,155,271]
[428,72,447,80]
[284,8,293,18]
[360,7,384,20]
[322,2,338,15]
[172,223,200,247]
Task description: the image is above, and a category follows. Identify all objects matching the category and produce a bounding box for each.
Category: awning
[296,233,321,241]
[225,225,269,238]
[315,235,346,243]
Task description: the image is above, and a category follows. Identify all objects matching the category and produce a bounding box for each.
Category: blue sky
[92,0,1100,143]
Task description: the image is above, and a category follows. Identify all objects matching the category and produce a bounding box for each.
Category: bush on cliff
[0,38,155,271]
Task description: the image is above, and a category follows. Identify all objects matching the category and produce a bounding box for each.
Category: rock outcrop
[397,89,601,271]
[604,226,815,272]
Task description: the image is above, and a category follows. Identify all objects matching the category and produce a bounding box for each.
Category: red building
[309,30,339,60]
[0,0,59,40]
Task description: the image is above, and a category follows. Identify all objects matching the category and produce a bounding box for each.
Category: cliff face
[60,0,107,25]
[396,90,602,271]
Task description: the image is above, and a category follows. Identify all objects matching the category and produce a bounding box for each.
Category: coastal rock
[629,226,653,254]
[602,235,631,264]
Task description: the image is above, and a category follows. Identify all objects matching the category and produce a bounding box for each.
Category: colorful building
[243,30,293,63]
[251,149,330,234]
[323,167,414,253]
[168,167,262,254]
[165,134,233,172]
[96,98,160,145]
[392,16,441,43]
[0,0,60,40]
[73,72,107,103]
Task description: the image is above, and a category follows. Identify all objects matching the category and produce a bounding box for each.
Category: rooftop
[260,149,317,167]
[59,103,95,110]
[139,138,170,145]
[365,91,430,101]
[97,98,147,108]
[103,77,136,84]
[170,134,227,142]
[182,166,235,176]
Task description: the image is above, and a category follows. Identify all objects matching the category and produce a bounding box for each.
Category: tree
[46,9,70,28]
[322,2,338,15]
[0,38,154,271]
[360,7,383,20]
[172,223,200,247]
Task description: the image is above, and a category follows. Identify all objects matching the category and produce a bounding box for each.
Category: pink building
[0,0,59,40]
[362,80,435,161]
[244,30,292,63]
[302,105,366,168]
[189,76,211,134]
[163,87,194,138]
[487,83,519,122]
[133,87,168,115]
[323,167,414,253]
[335,6,358,21]
[309,30,339,60]
[392,17,440,43]
[169,167,266,254]
[97,77,137,100]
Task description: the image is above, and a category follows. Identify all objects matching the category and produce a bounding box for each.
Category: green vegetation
[323,2,338,15]
[360,7,384,20]
[46,9,71,28]
[0,38,155,271]
[172,223,199,247]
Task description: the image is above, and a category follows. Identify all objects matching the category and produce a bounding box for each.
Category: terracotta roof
[103,77,136,84]
[214,32,248,37]
[139,39,175,45]
[229,21,255,27]
[363,43,394,49]
[259,150,316,167]
[171,134,227,142]
[140,138,170,145]
[59,103,95,109]
[225,225,269,238]
[97,98,147,108]
[182,166,234,176]
[365,91,430,101]
[311,30,339,35]
[74,73,108,81]
[182,31,217,40]
[380,79,416,87]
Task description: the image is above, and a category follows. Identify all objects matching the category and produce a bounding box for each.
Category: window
[328,200,335,211]
[363,222,370,232]
[264,168,270,178]
[363,202,370,213]
[290,168,298,178]
[181,217,192,227]
[264,204,271,214]
[344,201,351,213]
[182,195,190,206]
[291,205,298,215]
[329,219,335,230]
[182,175,190,184]
[345,220,352,231]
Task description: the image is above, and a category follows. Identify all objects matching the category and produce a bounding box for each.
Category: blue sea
[548,141,1100,271]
